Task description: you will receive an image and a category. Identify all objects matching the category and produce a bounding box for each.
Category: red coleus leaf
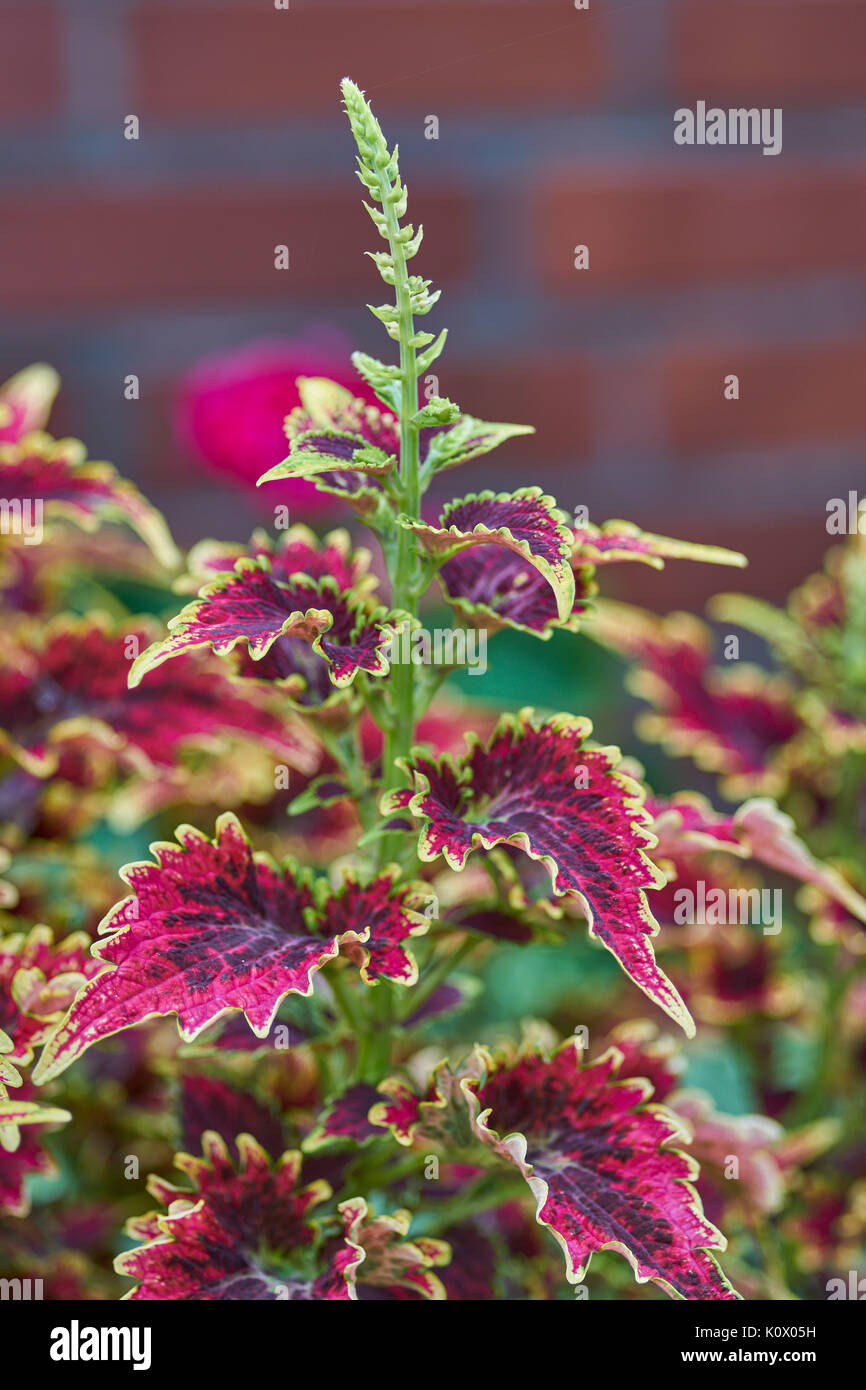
[256,378,393,517]
[0,1065,67,1216]
[0,924,100,1064]
[130,557,400,690]
[258,377,532,512]
[116,1132,448,1300]
[181,524,374,597]
[572,519,745,571]
[372,1039,738,1299]
[0,431,179,567]
[383,711,693,1034]
[607,1022,835,1221]
[267,428,396,480]
[435,516,741,639]
[304,1082,381,1150]
[0,1092,70,1150]
[262,379,399,479]
[419,413,534,476]
[179,1075,286,1161]
[33,813,429,1082]
[468,1040,739,1299]
[0,364,59,444]
[589,600,805,797]
[671,1092,836,1221]
[401,488,576,622]
[0,615,317,780]
[606,1019,686,1101]
[0,1117,58,1216]
[340,1199,449,1300]
[647,791,745,859]
[648,792,866,927]
[0,1030,70,1193]
[116,1133,354,1300]
[438,547,596,637]
[434,1221,500,1300]
[731,799,866,925]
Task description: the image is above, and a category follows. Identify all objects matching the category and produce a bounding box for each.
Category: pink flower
[175,334,380,515]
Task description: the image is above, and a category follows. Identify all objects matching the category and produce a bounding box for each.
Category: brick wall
[2,0,865,605]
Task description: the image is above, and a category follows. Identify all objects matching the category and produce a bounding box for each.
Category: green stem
[328,967,361,1033]
[398,934,478,1020]
[365,147,425,1064]
[379,179,421,848]
[419,1174,527,1237]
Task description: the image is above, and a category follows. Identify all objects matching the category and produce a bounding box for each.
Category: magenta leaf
[0,924,100,1065]
[0,1118,58,1216]
[179,1075,286,1161]
[402,488,576,622]
[648,792,866,926]
[182,525,374,597]
[130,558,400,690]
[418,413,534,477]
[0,615,317,779]
[383,711,693,1034]
[439,548,596,637]
[255,378,392,516]
[572,519,745,571]
[464,1039,739,1299]
[116,1132,449,1300]
[33,814,430,1082]
[590,600,804,797]
[116,1133,355,1300]
[304,1083,381,1150]
[0,432,179,566]
[258,377,532,510]
[264,428,396,481]
[0,1028,70,1197]
[339,1199,449,1299]
[0,1068,68,1215]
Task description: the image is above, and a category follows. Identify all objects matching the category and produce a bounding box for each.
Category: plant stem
[364,149,425,1064]
[399,934,478,1020]
[379,176,421,842]
[419,1174,527,1236]
[328,967,361,1033]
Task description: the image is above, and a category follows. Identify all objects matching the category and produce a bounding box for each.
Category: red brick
[440,358,596,462]
[535,167,866,290]
[663,341,866,456]
[0,183,471,310]
[612,516,828,609]
[0,5,64,121]
[672,1,866,103]
[131,2,603,120]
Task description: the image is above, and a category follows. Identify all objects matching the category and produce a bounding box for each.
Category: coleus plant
[2,80,860,1303]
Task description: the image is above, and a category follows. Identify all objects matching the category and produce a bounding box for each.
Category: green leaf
[351,350,403,413]
[412,396,461,427]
